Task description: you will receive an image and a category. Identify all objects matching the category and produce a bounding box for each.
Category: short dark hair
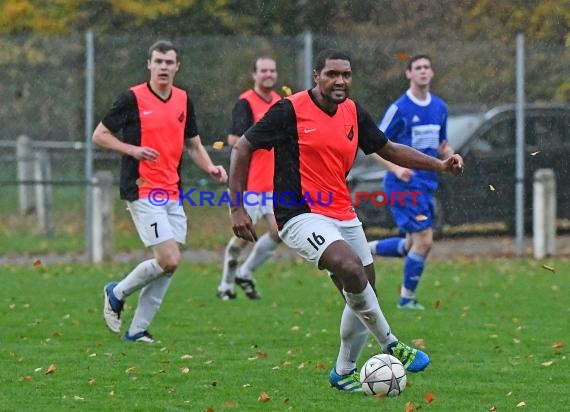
[148,40,179,62]
[251,56,277,73]
[407,54,432,70]
[314,49,352,73]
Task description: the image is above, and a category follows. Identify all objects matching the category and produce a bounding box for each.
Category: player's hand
[131,146,160,162]
[208,165,228,183]
[395,166,414,182]
[230,207,258,242]
[441,154,464,176]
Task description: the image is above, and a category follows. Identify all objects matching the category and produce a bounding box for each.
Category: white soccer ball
[360,354,407,396]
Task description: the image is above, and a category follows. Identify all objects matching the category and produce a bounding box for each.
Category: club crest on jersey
[345,125,354,141]
[178,112,185,122]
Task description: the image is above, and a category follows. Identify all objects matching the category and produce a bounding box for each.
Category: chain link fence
[0,33,568,256]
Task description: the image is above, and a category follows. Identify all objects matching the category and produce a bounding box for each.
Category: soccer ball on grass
[359,354,407,396]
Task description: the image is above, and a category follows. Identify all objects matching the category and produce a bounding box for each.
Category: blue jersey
[378,90,447,190]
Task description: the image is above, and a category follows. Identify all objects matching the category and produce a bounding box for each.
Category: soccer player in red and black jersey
[229,49,464,391]
[217,56,281,301]
[93,40,227,343]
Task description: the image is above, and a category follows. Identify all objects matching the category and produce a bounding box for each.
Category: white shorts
[127,199,187,247]
[279,213,373,268]
[244,192,274,224]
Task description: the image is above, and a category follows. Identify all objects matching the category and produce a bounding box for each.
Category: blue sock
[371,237,406,257]
[402,252,426,300]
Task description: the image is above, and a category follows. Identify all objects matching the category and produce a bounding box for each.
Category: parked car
[347,103,570,233]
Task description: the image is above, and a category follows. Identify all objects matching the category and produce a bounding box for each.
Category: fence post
[533,168,556,259]
[91,171,113,263]
[17,135,35,215]
[34,150,55,238]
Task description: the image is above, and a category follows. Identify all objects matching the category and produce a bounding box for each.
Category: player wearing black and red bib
[217,57,281,301]
[229,49,464,391]
[94,40,227,343]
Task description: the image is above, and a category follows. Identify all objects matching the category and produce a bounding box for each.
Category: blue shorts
[385,183,435,233]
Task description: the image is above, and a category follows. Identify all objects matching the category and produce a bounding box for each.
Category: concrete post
[533,169,556,258]
[91,171,113,263]
[34,150,55,238]
[16,135,35,215]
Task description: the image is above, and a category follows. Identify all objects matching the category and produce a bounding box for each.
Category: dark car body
[347,104,570,233]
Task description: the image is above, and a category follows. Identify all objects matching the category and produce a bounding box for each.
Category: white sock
[335,304,369,375]
[400,286,415,299]
[128,273,173,335]
[219,237,245,291]
[113,259,163,300]
[238,233,278,280]
[343,283,398,351]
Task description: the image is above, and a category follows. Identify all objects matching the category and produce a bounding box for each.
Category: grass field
[1,257,568,411]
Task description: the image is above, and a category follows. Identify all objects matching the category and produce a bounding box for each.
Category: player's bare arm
[228,136,257,242]
[371,153,414,182]
[227,134,240,147]
[377,140,464,175]
[186,135,228,183]
[92,122,159,161]
[438,140,454,159]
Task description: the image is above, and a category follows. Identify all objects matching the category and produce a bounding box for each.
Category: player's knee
[158,252,180,274]
[327,254,363,278]
[228,238,246,256]
[416,241,432,256]
[267,225,280,242]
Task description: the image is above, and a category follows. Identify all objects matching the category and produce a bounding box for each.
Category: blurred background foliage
[0,0,567,43]
[0,0,568,143]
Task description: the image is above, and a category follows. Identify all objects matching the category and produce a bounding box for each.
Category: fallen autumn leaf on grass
[412,338,426,349]
[259,392,270,403]
[424,392,436,403]
[541,264,555,273]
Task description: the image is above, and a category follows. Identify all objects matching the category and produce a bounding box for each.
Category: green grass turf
[1,258,568,411]
[0,191,231,255]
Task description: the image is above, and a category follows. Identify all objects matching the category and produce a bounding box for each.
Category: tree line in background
[1,0,568,45]
[0,0,568,143]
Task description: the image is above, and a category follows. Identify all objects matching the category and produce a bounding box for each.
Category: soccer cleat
[235,277,261,300]
[397,299,425,310]
[329,368,363,392]
[387,341,430,372]
[216,289,237,301]
[103,282,124,333]
[124,330,155,343]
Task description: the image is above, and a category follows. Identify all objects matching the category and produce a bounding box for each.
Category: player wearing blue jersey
[368,55,454,310]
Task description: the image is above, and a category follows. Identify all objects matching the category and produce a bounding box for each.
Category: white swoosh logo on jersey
[304,128,317,133]
[143,111,153,115]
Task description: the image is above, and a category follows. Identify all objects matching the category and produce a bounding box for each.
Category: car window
[447,114,485,150]
[527,115,565,147]
[470,118,515,153]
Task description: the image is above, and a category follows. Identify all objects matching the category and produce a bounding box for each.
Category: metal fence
[0,33,568,258]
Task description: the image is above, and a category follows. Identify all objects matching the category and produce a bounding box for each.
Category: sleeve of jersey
[101,90,136,134]
[356,103,388,155]
[244,99,295,150]
[377,103,401,139]
[229,99,254,136]
[185,97,199,139]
